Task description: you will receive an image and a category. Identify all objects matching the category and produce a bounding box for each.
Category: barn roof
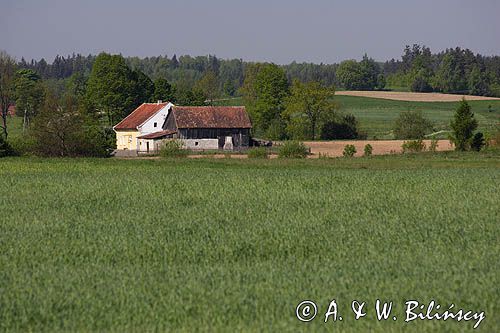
[172,106,252,129]
[114,102,170,130]
[137,130,177,139]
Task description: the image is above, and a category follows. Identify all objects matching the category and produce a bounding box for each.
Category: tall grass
[0,154,499,332]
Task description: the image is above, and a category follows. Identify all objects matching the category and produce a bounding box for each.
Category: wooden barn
[138,106,252,151]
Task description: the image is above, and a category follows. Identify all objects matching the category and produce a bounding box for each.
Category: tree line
[383,44,500,96]
[17,45,500,98]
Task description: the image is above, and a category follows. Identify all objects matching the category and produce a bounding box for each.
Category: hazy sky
[1,0,500,64]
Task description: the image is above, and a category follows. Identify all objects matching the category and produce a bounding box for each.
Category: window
[154,122,157,128]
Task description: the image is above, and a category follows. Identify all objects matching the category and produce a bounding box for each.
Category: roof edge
[113,102,146,131]
[137,102,172,129]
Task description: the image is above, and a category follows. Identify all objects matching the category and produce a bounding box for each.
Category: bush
[343,144,357,157]
[247,147,269,159]
[278,141,308,158]
[160,139,188,158]
[402,140,426,153]
[320,114,360,140]
[0,135,17,157]
[394,111,433,139]
[363,144,373,157]
[8,135,36,156]
[471,132,485,152]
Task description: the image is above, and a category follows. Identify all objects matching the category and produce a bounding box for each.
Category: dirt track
[336,91,500,102]
[304,140,453,157]
[185,140,454,159]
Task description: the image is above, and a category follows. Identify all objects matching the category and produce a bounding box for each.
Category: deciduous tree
[242,63,289,137]
[85,53,145,125]
[0,51,16,138]
[33,89,114,157]
[283,80,335,140]
[13,69,45,131]
[337,56,384,91]
[152,78,175,102]
[194,71,219,105]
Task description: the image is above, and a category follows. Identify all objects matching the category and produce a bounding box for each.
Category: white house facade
[113,101,173,153]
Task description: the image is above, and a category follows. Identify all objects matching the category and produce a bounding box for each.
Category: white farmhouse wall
[138,102,173,134]
[138,138,153,152]
[183,139,219,150]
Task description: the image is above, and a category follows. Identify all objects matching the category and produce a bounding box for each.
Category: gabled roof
[137,130,177,139]
[172,106,252,129]
[114,102,170,131]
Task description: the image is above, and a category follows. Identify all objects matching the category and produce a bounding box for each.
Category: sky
[1,0,500,64]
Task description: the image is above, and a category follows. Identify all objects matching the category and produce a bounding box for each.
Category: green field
[1,152,499,332]
[215,96,500,139]
[335,96,500,139]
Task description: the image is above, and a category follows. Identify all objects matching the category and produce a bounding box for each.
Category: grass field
[1,152,499,332]
[215,95,500,139]
[335,96,500,139]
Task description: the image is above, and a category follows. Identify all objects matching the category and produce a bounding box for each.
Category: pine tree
[450,99,478,151]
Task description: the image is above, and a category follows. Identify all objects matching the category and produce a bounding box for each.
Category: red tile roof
[172,106,251,129]
[114,103,170,130]
[137,130,177,139]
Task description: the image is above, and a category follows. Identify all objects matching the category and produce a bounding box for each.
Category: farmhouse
[137,106,252,151]
[113,101,173,151]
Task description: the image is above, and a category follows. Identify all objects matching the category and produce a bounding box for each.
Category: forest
[17,44,500,97]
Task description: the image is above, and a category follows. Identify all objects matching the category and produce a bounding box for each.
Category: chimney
[157,100,162,104]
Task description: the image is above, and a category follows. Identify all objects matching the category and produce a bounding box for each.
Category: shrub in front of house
[278,141,308,158]
[402,139,426,153]
[343,144,357,157]
[247,147,269,159]
[160,139,189,158]
[363,144,373,157]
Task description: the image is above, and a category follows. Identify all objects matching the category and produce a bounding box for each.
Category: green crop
[1,153,499,332]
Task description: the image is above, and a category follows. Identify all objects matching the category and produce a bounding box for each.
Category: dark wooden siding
[163,112,177,132]
[163,111,250,148]
[179,128,250,148]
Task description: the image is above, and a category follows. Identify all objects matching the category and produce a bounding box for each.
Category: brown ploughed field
[335,90,500,102]
[304,140,453,157]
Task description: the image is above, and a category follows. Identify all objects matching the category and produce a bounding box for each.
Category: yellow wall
[115,131,140,150]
